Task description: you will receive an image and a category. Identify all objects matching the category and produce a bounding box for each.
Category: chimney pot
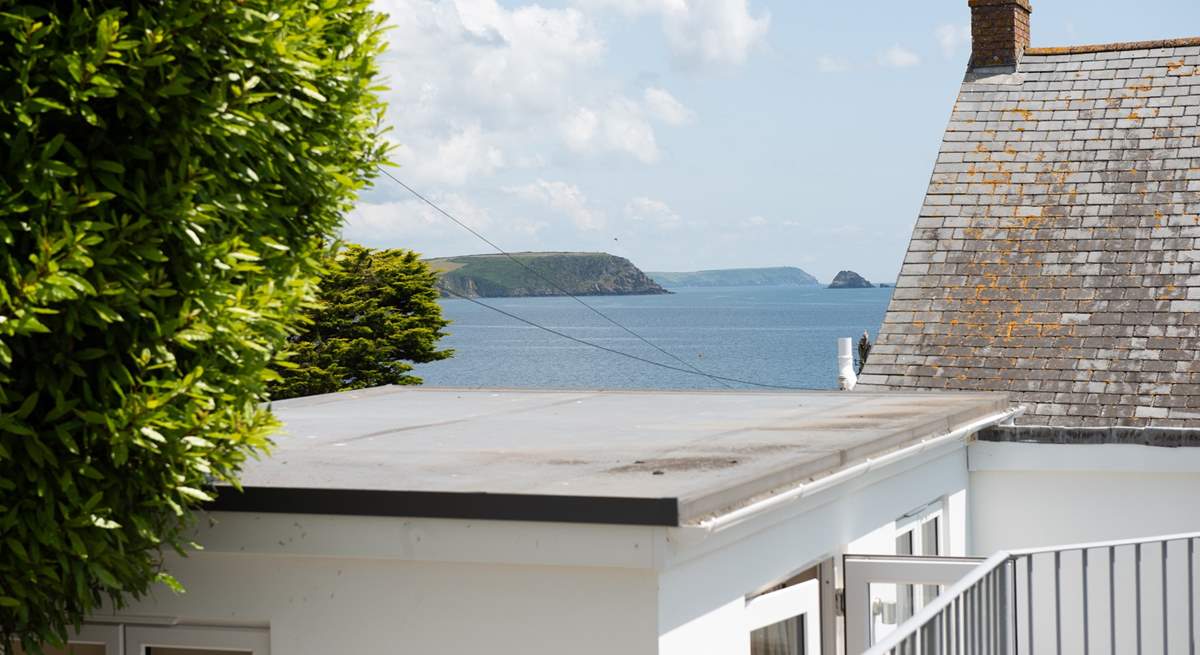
[968,0,1032,69]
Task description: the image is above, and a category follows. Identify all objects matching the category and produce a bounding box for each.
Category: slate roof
[858,39,1200,428]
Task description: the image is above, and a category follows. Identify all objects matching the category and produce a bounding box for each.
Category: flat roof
[210,387,1009,526]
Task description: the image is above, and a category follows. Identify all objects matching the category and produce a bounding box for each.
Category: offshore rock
[828,270,874,289]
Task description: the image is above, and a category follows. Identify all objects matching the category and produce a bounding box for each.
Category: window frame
[894,499,944,557]
[745,576,821,655]
[122,626,269,655]
[892,499,946,625]
[11,624,122,655]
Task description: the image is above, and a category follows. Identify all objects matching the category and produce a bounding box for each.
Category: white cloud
[625,197,682,228]
[395,124,505,186]
[560,89,695,161]
[816,55,851,73]
[818,224,865,237]
[365,0,710,192]
[877,45,920,68]
[561,107,601,153]
[377,0,604,121]
[935,24,970,59]
[344,194,547,254]
[371,0,692,184]
[739,215,768,228]
[582,0,770,67]
[343,195,492,246]
[560,99,660,163]
[505,179,606,231]
[643,87,695,125]
[599,100,660,163]
[579,0,678,11]
[663,0,770,67]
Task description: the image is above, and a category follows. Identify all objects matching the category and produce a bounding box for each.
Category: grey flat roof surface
[215,387,1009,525]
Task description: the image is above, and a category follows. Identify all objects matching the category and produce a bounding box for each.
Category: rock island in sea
[828,270,874,289]
[426,252,669,298]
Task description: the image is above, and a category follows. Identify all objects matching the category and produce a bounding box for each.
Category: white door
[123,626,268,655]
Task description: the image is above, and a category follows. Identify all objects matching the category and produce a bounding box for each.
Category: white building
[37,0,1200,651]
[42,385,1200,655]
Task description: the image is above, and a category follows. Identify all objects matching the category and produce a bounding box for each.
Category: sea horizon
[412,285,894,391]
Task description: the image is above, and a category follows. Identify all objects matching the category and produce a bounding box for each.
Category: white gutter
[698,405,1025,532]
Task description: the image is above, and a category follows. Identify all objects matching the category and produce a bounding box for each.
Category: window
[919,516,941,605]
[750,615,805,655]
[146,650,251,655]
[894,530,915,624]
[894,505,943,627]
[745,566,820,655]
[866,500,947,646]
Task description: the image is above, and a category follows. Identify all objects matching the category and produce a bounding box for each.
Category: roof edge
[206,486,681,526]
[1025,36,1200,56]
[982,425,1200,447]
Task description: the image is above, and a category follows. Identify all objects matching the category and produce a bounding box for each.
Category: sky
[346,0,1200,283]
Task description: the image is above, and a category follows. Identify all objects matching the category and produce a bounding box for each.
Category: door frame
[843,554,984,654]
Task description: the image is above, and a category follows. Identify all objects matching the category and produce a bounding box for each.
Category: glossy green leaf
[0,0,389,647]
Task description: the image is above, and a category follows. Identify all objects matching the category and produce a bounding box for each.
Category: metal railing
[864,531,1200,655]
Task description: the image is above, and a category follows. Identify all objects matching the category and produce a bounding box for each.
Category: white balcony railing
[864,531,1200,655]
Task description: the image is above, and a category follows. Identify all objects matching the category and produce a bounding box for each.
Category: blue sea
[412,286,894,391]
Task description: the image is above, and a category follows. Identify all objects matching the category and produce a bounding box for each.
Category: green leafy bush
[0,1,387,648]
[271,245,452,400]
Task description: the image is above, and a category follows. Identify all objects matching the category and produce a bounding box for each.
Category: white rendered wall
[969,442,1200,655]
[658,597,749,655]
[969,442,1200,553]
[108,514,660,655]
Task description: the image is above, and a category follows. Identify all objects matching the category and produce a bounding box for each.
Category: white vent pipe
[837,337,857,391]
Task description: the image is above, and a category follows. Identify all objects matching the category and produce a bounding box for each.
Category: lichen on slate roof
[858,39,1200,427]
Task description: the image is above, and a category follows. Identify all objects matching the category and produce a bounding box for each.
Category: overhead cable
[440,287,805,390]
[377,167,733,388]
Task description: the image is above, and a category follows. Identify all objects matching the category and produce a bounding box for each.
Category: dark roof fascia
[981,425,1200,447]
[1025,37,1200,56]
[205,486,681,527]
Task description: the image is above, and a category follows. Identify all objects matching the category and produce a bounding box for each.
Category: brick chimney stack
[968,0,1031,69]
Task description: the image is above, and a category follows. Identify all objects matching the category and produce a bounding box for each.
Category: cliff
[647,266,821,288]
[828,270,874,289]
[426,252,669,298]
